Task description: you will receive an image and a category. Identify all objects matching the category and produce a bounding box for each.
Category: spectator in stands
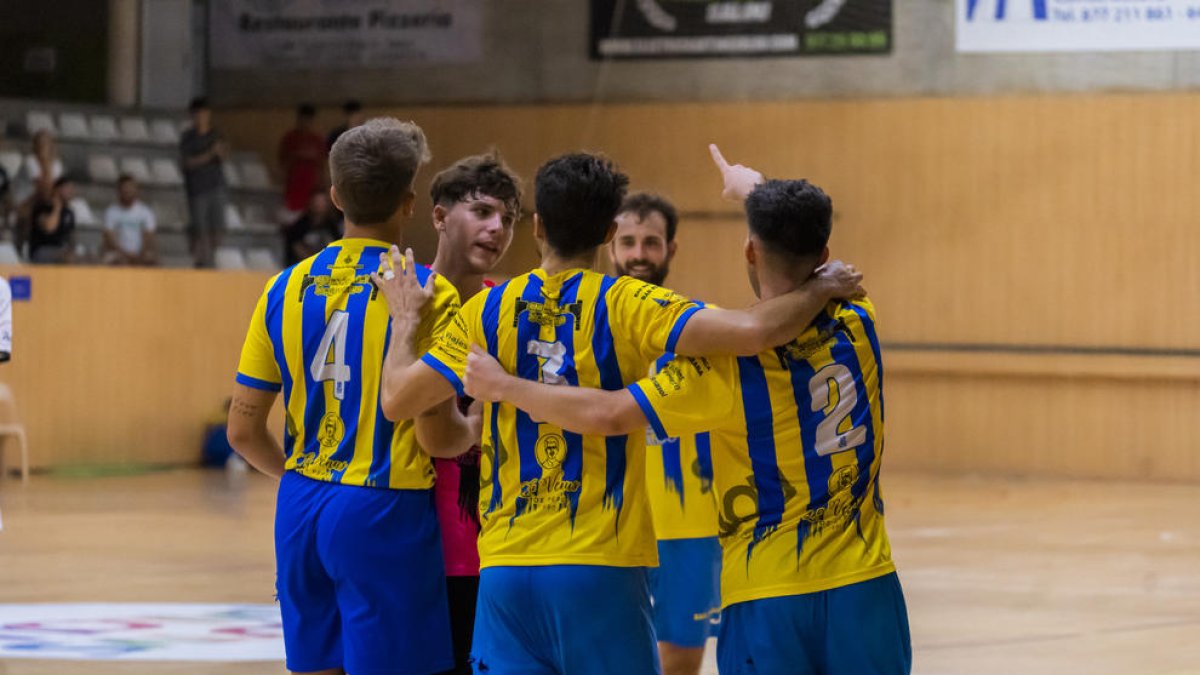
[0,139,11,235]
[278,103,327,216]
[281,188,343,266]
[180,97,229,268]
[23,129,63,203]
[326,99,364,150]
[102,174,158,266]
[28,176,77,264]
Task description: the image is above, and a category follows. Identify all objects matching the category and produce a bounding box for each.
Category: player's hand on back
[709,143,765,202]
[465,344,510,403]
[814,260,867,300]
[370,246,437,329]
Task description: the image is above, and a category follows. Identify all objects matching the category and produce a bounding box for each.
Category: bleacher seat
[222,162,243,189]
[87,155,120,184]
[214,246,247,270]
[246,247,279,272]
[224,204,245,230]
[0,242,21,265]
[25,111,55,136]
[69,197,97,226]
[242,204,270,228]
[59,112,91,140]
[119,117,152,144]
[150,119,181,145]
[90,115,121,143]
[119,157,153,184]
[0,152,21,180]
[240,160,272,190]
[152,200,183,230]
[150,158,183,186]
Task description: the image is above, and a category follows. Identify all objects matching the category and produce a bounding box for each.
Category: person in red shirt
[278,103,328,214]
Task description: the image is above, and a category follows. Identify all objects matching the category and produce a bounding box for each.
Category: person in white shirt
[102,174,158,266]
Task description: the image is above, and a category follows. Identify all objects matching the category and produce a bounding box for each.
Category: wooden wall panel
[0,265,276,470]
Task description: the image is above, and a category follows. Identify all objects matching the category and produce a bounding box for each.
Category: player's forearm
[415,404,478,459]
[379,318,423,420]
[500,377,641,437]
[229,431,285,478]
[674,278,834,357]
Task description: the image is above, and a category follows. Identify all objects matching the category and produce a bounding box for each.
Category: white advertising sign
[210,0,483,69]
[958,0,1200,52]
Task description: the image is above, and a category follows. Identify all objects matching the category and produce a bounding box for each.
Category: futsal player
[610,193,721,675]
[463,148,911,675]
[422,152,524,675]
[226,118,467,675]
[370,151,865,674]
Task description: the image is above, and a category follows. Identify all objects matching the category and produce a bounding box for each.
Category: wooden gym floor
[1,469,1198,675]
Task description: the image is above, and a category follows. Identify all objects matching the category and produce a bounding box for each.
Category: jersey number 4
[809,363,867,456]
[311,310,351,400]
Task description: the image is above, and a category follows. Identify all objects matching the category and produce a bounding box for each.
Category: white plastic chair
[119,116,152,144]
[150,158,183,186]
[0,383,29,483]
[241,204,269,228]
[214,246,247,270]
[240,159,272,190]
[246,247,279,271]
[0,152,21,180]
[69,197,97,226]
[0,242,22,265]
[224,204,245,230]
[222,162,243,189]
[87,155,121,184]
[90,115,121,143]
[58,112,91,140]
[119,157,152,184]
[150,119,181,145]
[25,111,55,136]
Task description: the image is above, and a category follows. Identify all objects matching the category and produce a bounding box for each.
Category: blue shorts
[275,471,453,674]
[647,537,721,648]
[717,572,911,675]
[472,565,660,675]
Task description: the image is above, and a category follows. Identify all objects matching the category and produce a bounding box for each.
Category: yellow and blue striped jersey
[630,298,893,607]
[645,350,721,541]
[423,268,702,569]
[236,238,460,489]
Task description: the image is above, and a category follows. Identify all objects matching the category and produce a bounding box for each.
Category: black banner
[590,0,892,59]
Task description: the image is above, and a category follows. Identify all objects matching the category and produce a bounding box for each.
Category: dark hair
[188,97,209,112]
[430,151,523,220]
[329,118,429,225]
[744,179,832,260]
[343,99,363,114]
[117,173,135,186]
[618,192,678,242]
[534,153,628,258]
[53,174,74,188]
[297,103,316,118]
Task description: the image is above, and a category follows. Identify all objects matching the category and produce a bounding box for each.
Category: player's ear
[743,236,756,265]
[532,213,546,243]
[432,203,448,232]
[602,219,618,245]
[329,185,342,212]
[666,239,678,263]
[818,245,830,266]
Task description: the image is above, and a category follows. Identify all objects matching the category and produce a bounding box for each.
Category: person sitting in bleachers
[102,174,158,267]
[22,129,63,203]
[281,188,343,266]
[325,99,364,150]
[27,176,77,265]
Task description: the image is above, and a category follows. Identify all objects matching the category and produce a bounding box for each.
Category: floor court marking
[0,603,283,661]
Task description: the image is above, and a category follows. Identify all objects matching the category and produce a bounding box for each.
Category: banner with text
[209,0,483,69]
[958,0,1200,52]
[590,0,892,59]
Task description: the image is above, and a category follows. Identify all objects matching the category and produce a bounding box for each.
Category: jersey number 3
[808,363,867,456]
[311,310,351,400]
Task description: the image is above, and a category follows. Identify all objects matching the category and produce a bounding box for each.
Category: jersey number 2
[311,310,351,400]
[808,363,866,456]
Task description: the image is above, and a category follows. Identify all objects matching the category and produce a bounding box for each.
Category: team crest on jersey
[298,257,378,301]
[318,412,344,448]
[514,300,583,329]
[535,433,566,470]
